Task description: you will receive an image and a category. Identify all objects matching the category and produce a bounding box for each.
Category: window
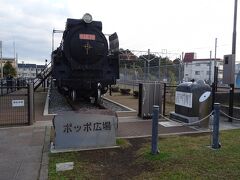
[206,71,210,75]
[195,63,200,66]
[195,71,200,75]
[185,74,188,76]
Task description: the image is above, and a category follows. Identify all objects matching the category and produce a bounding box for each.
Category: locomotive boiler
[52,13,119,104]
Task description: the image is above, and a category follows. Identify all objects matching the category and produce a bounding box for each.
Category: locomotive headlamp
[82,13,92,23]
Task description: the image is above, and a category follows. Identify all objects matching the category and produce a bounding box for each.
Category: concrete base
[50,142,120,153]
[170,112,199,124]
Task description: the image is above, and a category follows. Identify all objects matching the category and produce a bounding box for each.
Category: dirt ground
[79,138,153,179]
[49,138,155,179]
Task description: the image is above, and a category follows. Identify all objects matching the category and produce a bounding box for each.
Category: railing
[0,78,28,96]
[33,61,52,91]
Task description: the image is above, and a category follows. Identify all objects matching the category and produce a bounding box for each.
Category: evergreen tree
[3,61,16,77]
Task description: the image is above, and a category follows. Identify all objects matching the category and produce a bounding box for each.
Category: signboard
[223,54,235,84]
[79,34,96,40]
[53,111,117,150]
[12,100,24,107]
[175,91,192,108]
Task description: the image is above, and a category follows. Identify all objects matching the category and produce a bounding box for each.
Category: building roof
[18,64,37,68]
[36,65,45,68]
[183,52,196,62]
[18,63,47,69]
[2,57,15,61]
[191,58,222,62]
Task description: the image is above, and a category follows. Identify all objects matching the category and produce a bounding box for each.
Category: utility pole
[209,51,212,84]
[229,0,238,122]
[158,56,161,81]
[148,49,150,80]
[0,41,3,78]
[16,53,18,77]
[13,41,15,60]
[213,38,218,91]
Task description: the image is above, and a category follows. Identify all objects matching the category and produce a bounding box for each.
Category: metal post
[148,49,150,81]
[158,57,161,81]
[124,63,127,89]
[232,0,238,56]
[147,61,150,80]
[209,51,212,84]
[52,29,54,52]
[214,66,218,92]
[214,38,217,67]
[212,103,221,149]
[28,82,34,125]
[151,105,159,154]
[1,80,3,95]
[133,63,135,92]
[0,41,3,79]
[229,84,234,122]
[178,63,180,84]
[163,83,166,116]
[211,83,215,111]
[229,0,238,122]
[214,38,218,91]
[144,61,146,81]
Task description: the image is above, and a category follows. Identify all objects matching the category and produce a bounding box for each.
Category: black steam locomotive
[52,13,119,103]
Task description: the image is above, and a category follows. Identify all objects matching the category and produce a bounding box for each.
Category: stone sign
[175,91,192,108]
[53,111,117,150]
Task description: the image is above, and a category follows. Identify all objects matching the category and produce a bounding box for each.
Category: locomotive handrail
[33,60,52,91]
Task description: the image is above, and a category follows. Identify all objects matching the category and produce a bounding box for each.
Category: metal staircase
[33,61,52,91]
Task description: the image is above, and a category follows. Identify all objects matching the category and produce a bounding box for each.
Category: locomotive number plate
[79,34,95,40]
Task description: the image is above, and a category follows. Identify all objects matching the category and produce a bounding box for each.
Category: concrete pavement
[0,89,52,180]
[0,124,51,180]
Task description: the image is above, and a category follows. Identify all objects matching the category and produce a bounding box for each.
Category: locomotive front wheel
[70,90,77,101]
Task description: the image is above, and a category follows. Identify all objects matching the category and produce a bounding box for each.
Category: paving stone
[56,162,74,172]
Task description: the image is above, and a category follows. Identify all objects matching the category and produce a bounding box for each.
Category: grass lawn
[49,129,240,179]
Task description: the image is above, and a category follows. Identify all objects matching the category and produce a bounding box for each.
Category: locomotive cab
[52,13,119,103]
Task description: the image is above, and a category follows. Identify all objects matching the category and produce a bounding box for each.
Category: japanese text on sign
[79,34,96,40]
[175,91,192,108]
[12,100,24,107]
[63,121,111,134]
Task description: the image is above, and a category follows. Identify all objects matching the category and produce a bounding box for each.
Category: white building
[17,64,45,79]
[183,52,223,84]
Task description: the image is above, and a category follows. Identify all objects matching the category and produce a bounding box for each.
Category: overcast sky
[0,0,239,65]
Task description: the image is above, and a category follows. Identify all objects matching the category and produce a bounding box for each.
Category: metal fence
[119,65,182,84]
[118,63,240,87]
[0,83,34,127]
[0,78,28,96]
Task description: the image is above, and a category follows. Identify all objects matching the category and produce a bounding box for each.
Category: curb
[39,126,51,180]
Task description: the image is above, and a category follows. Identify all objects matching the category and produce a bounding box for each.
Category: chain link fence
[118,64,183,85]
